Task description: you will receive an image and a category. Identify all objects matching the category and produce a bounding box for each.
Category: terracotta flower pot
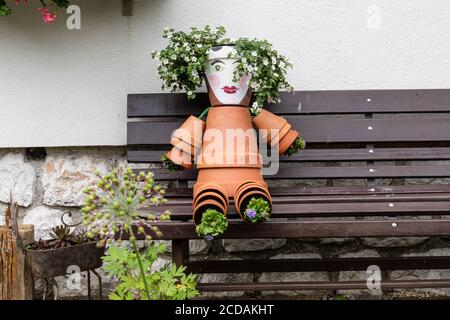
[235,181,270,204]
[253,109,299,155]
[193,199,227,225]
[171,115,205,151]
[193,191,228,213]
[165,115,205,169]
[194,167,267,198]
[236,186,271,211]
[237,190,271,215]
[192,183,228,224]
[234,181,272,221]
[170,136,199,156]
[279,130,300,155]
[165,148,193,170]
[204,45,252,107]
[253,109,288,144]
[277,122,292,144]
[196,106,262,169]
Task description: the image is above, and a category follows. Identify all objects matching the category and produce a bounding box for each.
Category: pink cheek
[208,75,220,90]
[239,75,250,88]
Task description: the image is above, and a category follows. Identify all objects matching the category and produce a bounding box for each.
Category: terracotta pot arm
[252,109,300,155]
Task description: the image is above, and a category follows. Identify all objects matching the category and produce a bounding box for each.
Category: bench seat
[127,89,450,294]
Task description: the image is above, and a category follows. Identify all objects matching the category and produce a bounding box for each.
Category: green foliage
[81,165,170,243]
[243,197,271,223]
[195,208,228,240]
[250,101,263,116]
[283,137,306,157]
[152,26,293,108]
[152,25,228,100]
[0,1,11,16]
[233,38,293,109]
[161,154,183,172]
[82,165,178,300]
[103,243,198,300]
[49,225,72,240]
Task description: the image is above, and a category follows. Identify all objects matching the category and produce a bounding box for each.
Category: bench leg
[172,239,189,267]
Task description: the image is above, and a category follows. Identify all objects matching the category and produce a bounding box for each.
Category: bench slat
[163,193,450,204]
[128,89,450,117]
[196,279,450,291]
[128,147,450,163]
[185,256,450,273]
[152,200,450,219]
[145,165,450,180]
[128,219,450,239]
[128,118,450,145]
[161,185,450,197]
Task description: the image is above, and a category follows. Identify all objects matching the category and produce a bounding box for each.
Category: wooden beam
[122,0,133,16]
[196,279,450,292]
[0,201,34,300]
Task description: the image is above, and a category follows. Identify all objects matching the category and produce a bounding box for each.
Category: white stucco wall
[1,0,450,147]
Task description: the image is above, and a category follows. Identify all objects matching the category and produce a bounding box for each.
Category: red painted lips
[222,86,239,94]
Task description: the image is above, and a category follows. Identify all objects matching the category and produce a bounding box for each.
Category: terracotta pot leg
[193,184,229,225]
[234,181,272,222]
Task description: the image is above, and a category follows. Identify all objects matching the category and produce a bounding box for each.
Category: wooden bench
[127,89,450,294]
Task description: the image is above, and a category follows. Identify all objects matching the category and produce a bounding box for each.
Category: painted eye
[214,64,224,72]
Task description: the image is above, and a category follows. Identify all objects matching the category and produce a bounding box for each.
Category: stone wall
[1,147,450,299]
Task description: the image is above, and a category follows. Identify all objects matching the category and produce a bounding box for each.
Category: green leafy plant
[232,37,293,110]
[0,0,12,16]
[152,25,293,108]
[49,224,72,240]
[249,101,263,116]
[161,154,183,172]
[151,25,228,100]
[26,224,94,250]
[103,243,198,300]
[82,165,198,300]
[243,197,271,223]
[195,208,228,240]
[284,137,306,157]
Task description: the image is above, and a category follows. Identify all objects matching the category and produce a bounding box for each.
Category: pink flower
[38,7,56,23]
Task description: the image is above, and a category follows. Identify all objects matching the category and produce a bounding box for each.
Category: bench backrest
[127,89,450,186]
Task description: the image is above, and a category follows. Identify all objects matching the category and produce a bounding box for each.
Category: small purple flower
[204,235,214,241]
[245,209,257,220]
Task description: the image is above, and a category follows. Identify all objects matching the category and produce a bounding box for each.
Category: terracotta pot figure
[166,45,299,226]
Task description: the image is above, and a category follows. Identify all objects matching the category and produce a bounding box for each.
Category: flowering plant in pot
[82,165,198,300]
[151,26,306,240]
[195,208,228,240]
[242,197,271,224]
[1,0,70,23]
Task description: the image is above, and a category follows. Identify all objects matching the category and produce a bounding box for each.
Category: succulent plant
[49,225,72,241]
[49,225,73,248]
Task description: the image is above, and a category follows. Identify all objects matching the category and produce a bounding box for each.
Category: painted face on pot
[205,45,250,105]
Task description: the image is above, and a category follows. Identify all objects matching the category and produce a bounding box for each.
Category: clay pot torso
[194,106,266,198]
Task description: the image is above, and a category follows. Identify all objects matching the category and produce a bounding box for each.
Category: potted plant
[81,165,199,300]
[151,26,305,239]
[195,208,228,241]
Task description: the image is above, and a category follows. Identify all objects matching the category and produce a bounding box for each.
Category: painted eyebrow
[211,59,225,65]
[232,60,241,64]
